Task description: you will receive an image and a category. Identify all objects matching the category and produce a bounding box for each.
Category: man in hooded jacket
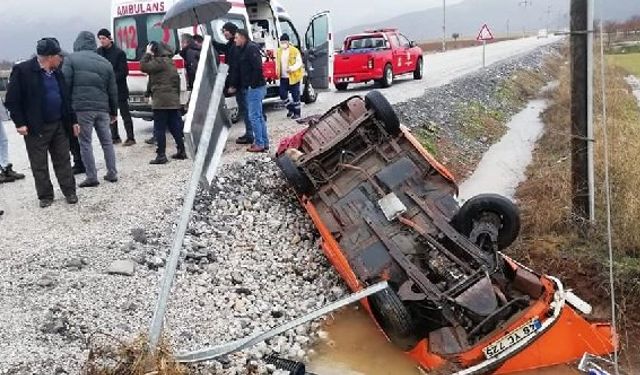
[62,31,119,188]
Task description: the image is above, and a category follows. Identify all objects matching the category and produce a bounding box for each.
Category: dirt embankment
[510,57,640,371]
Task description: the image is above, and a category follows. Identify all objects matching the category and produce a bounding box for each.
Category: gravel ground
[0,39,561,375]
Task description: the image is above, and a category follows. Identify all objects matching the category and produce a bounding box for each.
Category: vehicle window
[146,14,177,50]
[279,19,300,47]
[210,15,247,45]
[114,17,139,60]
[399,34,411,48]
[389,34,401,48]
[313,16,328,47]
[347,36,386,50]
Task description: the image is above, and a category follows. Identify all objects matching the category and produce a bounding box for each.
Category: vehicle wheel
[335,82,349,91]
[454,194,521,251]
[365,90,401,136]
[413,58,424,80]
[369,287,419,351]
[302,81,318,103]
[379,64,394,88]
[275,154,315,196]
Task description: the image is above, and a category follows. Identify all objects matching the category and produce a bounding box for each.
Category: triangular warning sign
[476,24,495,41]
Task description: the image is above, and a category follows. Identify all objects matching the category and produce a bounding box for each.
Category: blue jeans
[0,121,9,168]
[279,78,301,116]
[245,86,268,148]
[235,89,252,140]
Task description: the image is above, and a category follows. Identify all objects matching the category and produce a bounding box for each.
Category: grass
[511,57,640,369]
[607,53,640,77]
[413,128,439,156]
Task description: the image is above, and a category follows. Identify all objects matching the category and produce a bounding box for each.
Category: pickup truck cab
[333,29,424,91]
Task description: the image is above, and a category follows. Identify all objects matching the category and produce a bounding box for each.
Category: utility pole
[519,0,532,37]
[570,0,595,223]
[507,19,510,38]
[545,5,552,31]
[442,0,447,52]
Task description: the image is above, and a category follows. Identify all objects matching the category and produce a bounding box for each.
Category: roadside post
[476,24,494,68]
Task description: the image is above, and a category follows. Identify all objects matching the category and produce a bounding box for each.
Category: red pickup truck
[333,29,424,91]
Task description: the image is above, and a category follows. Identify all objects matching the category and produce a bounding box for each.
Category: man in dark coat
[97,28,135,145]
[63,31,119,188]
[179,34,201,91]
[4,38,79,208]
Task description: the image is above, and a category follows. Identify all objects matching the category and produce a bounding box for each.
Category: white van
[110,0,333,120]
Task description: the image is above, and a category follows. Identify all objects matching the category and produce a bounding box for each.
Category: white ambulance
[110,0,334,120]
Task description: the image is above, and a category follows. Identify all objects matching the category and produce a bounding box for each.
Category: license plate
[129,96,147,104]
[338,77,354,83]
[483,318,542,358]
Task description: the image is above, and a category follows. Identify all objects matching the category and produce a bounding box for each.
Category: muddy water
[308,99,565,374]
[457,99,548,201]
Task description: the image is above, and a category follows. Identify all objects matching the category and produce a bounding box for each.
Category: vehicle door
[304,11,333,90]
[398,33,416,73]
[388,33,405,74]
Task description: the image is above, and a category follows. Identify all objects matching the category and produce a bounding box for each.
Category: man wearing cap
[277,34,304,120]
[5,38,79,208]
[97,28,135,146]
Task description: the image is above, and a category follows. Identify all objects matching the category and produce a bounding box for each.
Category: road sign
[476,24,495,41]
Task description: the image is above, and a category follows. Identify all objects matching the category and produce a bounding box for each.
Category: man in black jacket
[229,29,268,153]
[179,34,201,91]
[97,28,135,146]
[5,38,80,208]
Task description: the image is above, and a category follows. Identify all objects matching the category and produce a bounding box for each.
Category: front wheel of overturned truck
[368,287,420,351]
[454,193,521,251]
[276,153,315,196]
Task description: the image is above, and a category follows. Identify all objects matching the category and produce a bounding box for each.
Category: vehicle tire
[413,58,424,80]
[365,90,401,136]
[302,80,318,103]
[379,64,394,88]
[454,194,521,251]
[335,82,349,91]
[369,287,419,351]
[275,154,315,196]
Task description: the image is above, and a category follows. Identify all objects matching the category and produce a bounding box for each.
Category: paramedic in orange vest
[277,34,304,120]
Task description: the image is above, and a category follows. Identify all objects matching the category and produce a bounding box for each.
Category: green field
[608,53,640,77]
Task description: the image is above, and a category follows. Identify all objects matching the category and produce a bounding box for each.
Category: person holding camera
[140,41,186,165]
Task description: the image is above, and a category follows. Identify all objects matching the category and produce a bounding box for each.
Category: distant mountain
[336,0,640,44]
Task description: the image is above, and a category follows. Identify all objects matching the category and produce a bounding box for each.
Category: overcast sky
[0,0,462,60]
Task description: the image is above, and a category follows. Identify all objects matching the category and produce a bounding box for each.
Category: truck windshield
[347,36,387,50]
[114,14,178,61]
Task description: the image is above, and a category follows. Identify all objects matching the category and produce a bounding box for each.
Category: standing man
[179,34,201,91]
[5,38,79,207]
[97,28,135,146]
[0,100,26,183]
[217,22,252,146]
[277,34,304,120]
[63,31,119,188]
[230,29,268,152]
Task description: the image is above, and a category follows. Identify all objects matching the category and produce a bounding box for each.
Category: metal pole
[442,0,446,52]
[148,63,230,350]
[507,19,510,38]
[587,0,595,222]
[570,0,591,222]
[482,40,486,68]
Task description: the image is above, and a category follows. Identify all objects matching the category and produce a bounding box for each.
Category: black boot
[0,171,15,184]
[145,136,157,145]
[172,148,188,160]
[150,154,169,165]
[2,164,25,180]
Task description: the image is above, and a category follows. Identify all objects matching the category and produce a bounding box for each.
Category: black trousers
[24,122,76,200]
[111,98,135,141]
[153,109,184,156]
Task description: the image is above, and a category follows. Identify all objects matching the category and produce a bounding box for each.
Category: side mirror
[409,41,417,48]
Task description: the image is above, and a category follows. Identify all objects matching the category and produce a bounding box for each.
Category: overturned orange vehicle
[275,91,615,374]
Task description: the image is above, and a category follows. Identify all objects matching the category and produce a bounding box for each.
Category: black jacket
[5,57,77,136]
[179,42,201,90]
[97,43,130,98]
[223,39,240,91]
[237,41,265,89]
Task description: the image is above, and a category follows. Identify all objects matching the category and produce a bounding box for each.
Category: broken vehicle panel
[276,91,615,373]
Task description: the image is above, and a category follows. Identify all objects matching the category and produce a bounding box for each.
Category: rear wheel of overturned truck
[368,287,420,351]
[276,154,315,196]
[365,91,401,136]
[454,194,521,251]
